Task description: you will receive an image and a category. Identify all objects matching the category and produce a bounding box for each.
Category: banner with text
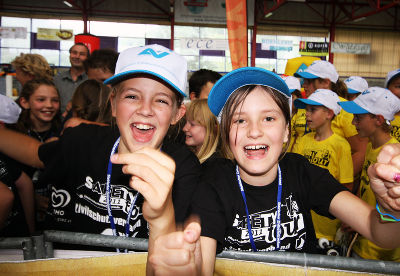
[331,42,370,55]
[180,38,228,50]
[262,39,293,51]
[299,41,328,56]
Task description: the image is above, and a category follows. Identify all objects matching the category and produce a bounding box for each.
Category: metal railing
[0,231,399,275]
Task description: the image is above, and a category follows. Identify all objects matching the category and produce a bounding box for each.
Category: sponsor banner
[37,28,74,41]
[180,38,228,50]
[299,41,328,56]
[0,27,27,39]
[226,0,248,69]
[175,0,254,26]
[261,39,293,51]
[331,42,370,55]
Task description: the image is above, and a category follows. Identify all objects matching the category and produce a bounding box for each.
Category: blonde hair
[186,99,220,163]
[11,53,53,80]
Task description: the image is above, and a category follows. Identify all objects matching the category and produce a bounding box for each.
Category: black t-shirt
[0,153,29,237]
[38,124,200,238]
[191,153,347,254]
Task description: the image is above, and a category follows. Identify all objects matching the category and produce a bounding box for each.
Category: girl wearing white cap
[148,68,400,275]
[0,45,200,257]
[292,60,368,176]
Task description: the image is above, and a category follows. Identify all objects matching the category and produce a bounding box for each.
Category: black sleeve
[0,154,22,185]
[300,154,348,218]
[191,158,233,247]
[164,143,201,224]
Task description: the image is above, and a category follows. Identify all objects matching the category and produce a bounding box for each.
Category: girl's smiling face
[228,87,289,186]
[111,77,185,153]
[183,119,206,152]
[20,84,60,129]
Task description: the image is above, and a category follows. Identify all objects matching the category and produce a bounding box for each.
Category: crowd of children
[1,44,400,275]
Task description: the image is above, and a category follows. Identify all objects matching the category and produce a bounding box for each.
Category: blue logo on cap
[139,48,169,59]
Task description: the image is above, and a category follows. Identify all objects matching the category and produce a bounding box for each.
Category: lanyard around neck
[106,137,139,251]
[235,164,282,252]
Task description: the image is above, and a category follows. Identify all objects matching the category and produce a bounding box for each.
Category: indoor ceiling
[0,0,399,31]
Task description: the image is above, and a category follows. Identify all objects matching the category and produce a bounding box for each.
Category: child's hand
[149,216,202,276]
[110,147,175,223]
[369,143,400,215]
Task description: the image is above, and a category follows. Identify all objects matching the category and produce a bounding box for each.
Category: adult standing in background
[53,43,89,113]
[11,53,53,87]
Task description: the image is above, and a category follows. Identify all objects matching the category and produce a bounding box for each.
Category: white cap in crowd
[0,94,21,124]
[339,87,400,121]
[344,76,369,94]
[282,75,301,93]
[104,44,188,97]
[385,69,400,88]
[294,60,339,83]
[294,89,341,115]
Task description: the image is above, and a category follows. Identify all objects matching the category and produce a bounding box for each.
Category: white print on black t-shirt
[225,195,306,252]
[52,186,71,208]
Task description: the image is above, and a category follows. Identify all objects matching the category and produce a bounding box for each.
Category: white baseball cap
[104,44,188,97]
[385,69,400,88]
[294,89,341,115]
[0,94,21,124]
[282,75,301,93]
[344,76,368,94]
[294,60,339,83]
[339,87,400,121]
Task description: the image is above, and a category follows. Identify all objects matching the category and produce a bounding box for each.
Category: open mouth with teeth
[131,123,155,143]
[244,144,268,157]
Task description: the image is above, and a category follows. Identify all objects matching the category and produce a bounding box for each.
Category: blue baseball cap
[207,67,290,117]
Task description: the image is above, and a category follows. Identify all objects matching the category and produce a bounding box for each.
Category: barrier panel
[0,231,399,275]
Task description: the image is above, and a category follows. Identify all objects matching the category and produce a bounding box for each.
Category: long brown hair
[219,85,291,160]
[71,79,112,124]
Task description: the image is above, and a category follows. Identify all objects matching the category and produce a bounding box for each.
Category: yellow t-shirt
[352,137,400,261]
[289,109,312,152]
[390,114,400,142]
[331,96,358,138]
[293,132,353,241]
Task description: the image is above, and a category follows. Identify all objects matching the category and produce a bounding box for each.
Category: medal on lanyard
[235,164,282,252]
[106,137,139,252]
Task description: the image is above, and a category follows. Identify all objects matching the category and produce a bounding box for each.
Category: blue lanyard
[235,164,282,252]
[106,137,139,251]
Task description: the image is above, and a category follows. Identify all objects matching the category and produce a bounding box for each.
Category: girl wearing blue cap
[149,67,400,276]
[0,45,200,257]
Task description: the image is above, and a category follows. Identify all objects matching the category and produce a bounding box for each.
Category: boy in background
[188,69,222,100]
[385,69,400,141]
[339,87,400,261]
[293,89,353,251]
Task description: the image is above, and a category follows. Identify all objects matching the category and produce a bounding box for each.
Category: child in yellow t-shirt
[291,60,366,177]
[293,89,353,248]
[385,69,400,142]
[339,87,400,261]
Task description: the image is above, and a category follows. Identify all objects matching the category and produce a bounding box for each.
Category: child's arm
[0,181,14,229]
[14,172,35,234]
[330,143,400,248]
[110,148,177,275]
[0,128,44,168]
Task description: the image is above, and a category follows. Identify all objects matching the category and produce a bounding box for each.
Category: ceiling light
[63,1,73,8]
[353,17,366,22]
[264,12,273,18]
